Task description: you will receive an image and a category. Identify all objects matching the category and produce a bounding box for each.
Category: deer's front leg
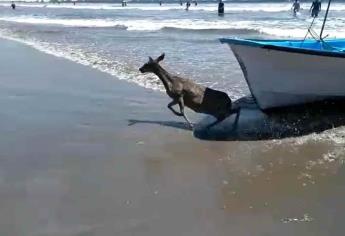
[178,96,193,129]
[167,100,183,116]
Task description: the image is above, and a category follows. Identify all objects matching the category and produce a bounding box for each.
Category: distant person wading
[292,0,300,15]
[218,0,224,15]
[310,0,321,17]
[186,1,191,11]
[11,1,16,10]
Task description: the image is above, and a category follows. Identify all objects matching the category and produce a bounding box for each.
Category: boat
[220,0,344,110]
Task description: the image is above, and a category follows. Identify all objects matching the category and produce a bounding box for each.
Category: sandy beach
[1,37,345,236]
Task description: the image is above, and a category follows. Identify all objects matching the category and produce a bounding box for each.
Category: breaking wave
[2,16,345,38]
[0,17,257,31]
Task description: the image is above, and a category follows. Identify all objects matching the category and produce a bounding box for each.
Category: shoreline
[0,32,167,93]
[1,37,345,236]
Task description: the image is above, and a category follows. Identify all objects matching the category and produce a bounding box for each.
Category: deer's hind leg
[167,100,183,116]
[206,107,241,130]
[178,96,193,129]
[230,107,241,130]
[206,115,226,129]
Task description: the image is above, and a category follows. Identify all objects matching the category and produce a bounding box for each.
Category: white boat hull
[228,44,345,110]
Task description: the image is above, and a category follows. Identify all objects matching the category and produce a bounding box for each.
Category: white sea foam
[266,125,345,151]
[2,1,345,15]
[259,27,345,38]
[0,17,124,28]
[0,26,248,98]
[0,29,165,92]
[0,16,254,31]
[2,15,345,38]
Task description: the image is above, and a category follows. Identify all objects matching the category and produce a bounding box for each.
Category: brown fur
[139,53,239,128]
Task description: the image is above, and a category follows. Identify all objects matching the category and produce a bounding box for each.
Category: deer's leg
[206,107,241,130]
[230,108,241,131]
[168,100,183,116]
[178,96,193,128]
[206,116,225,129]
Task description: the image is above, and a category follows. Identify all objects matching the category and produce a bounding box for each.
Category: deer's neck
[153,64,173,92]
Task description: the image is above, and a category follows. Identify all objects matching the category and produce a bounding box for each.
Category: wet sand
[1,38,345,236]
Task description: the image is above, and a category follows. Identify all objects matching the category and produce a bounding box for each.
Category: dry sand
[1,38,345,236]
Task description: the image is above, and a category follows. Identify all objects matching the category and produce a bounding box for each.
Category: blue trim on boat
[220,38,345,58]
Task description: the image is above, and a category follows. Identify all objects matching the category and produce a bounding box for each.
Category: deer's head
[139,53,165,73]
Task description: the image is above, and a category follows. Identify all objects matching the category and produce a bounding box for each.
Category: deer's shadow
[194,97,345,141]
[128,119,192,131]
[128,97,345,141]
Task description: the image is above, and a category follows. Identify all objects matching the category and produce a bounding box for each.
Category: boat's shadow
[194,96,345,141]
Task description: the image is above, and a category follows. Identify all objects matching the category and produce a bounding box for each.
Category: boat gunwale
[220,38,345,58]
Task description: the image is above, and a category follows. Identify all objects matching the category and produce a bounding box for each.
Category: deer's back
[171,76,206,102]
[170,76,231,114]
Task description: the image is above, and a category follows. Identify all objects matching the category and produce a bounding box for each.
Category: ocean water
[2,1,345,99]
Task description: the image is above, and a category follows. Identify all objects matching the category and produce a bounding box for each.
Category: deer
[139,53,240,129]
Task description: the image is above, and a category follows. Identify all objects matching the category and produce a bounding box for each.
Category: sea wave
[1,2,343,13]
[0,28,165,92]
[0,27,249,99]
[0,17,255,30]
[2,16,345,38]
[2,2,345,13]
[0,3,282,12]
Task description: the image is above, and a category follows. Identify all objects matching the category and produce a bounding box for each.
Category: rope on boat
[300,0,335,51]
[320,0,332,39]
[300,16,317,47]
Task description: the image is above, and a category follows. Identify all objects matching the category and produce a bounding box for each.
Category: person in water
[218,0,224,15]
[292,0,300,15]
[180,0,183,6]
[310,0,321,17]
[194,0,197,6]
[159,1,162,6]
[11,1,15,10]
[185,1,191,10]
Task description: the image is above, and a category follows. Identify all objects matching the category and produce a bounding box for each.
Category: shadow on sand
[128,97,345,141]
[194,96,345,141]
[128,119,192,131]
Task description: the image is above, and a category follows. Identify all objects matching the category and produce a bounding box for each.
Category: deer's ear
[148,56,154,62]
[156,53,165,63]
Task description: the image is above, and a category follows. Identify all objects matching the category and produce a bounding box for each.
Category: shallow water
[1,1,345,97]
